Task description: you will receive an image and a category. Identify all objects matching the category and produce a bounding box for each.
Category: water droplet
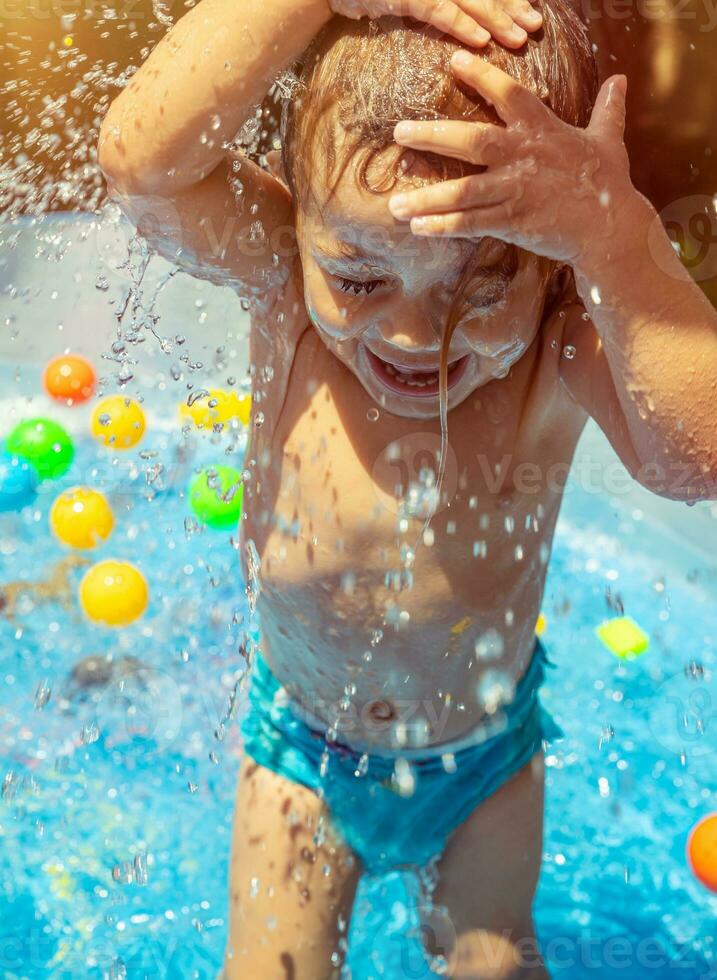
[562,345,576,360]
[34,679,51,710]
[367,407,380,422]
[81,722,100,744]
[393,757,415,797]
[476,671,515,714]
[475,629,504,661]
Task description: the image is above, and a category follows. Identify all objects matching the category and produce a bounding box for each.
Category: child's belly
[242,334,564,751]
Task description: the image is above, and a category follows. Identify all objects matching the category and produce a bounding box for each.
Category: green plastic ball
[188,465,244,530]
[6,418,75,481]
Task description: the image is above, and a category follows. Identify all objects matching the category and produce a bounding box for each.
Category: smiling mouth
[364,347,470,398]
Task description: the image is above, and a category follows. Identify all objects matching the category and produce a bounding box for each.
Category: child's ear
[545,262,577,310]
[265,148,288,187]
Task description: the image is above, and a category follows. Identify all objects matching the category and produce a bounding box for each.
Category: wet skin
[241,150,586,752]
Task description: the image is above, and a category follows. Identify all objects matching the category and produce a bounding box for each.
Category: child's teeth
[381,358,440,388]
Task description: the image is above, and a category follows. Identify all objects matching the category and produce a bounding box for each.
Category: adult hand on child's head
[328,0,541,50]
[387,53,636,269]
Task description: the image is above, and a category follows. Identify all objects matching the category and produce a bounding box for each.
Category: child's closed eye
[335,276,386,296]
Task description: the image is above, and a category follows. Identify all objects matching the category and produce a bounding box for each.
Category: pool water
[0,424,714,980]
[0,217,715,979]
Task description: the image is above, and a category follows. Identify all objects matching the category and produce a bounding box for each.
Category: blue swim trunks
[240,641,561,874]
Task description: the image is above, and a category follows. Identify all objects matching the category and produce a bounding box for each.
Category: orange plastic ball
[44,355,96,406]
[687,813,717,892]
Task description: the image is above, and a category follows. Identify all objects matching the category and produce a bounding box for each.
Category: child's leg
[429,754,549,980]
[222,759,362,980]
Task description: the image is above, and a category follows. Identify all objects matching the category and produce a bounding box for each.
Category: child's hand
[329,0,542,50]
[387,52,635,267]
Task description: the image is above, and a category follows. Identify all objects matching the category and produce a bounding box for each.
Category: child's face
[297,143,553,420]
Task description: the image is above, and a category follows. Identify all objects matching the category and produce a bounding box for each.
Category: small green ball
[188,465,244,530]
[6,418,75,481]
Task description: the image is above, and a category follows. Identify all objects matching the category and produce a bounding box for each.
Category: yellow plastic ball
[79,560,148,627]
[180,389,251,429]
[91,396,146,450]
[50,487,114,550]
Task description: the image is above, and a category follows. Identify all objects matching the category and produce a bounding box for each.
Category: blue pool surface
[0,209,717,980]
[0,390,715,976]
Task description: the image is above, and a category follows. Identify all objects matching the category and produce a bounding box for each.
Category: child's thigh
[430,754,547,979]
[223,759,361,980]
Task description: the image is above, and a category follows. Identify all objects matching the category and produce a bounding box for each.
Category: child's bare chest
[241,324,580,743]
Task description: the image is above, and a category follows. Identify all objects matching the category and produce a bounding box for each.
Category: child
[99,0,717,976]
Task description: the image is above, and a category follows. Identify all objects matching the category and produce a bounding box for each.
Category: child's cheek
[303,277,352,342]
[462,315,531,371]
[305,264,376,343]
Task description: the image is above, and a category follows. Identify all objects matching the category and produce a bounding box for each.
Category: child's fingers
[588,75,628,142]
[458,0,543,47]
[450,51,550,126]
[389,173,509,219]
[407,206,511,238]
[408,0,492,46]
[393,119,515,165]
[491,0,543,32]
[454,0,529,47]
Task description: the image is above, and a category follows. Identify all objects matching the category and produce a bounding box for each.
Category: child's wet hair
[279,1,599,453]
[280,0,599,206]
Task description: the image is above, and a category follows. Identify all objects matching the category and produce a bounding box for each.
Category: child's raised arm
[98,0,335,289]
[390,57,717,500]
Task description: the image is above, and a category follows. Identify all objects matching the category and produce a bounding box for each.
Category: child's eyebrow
[314,241,380,263]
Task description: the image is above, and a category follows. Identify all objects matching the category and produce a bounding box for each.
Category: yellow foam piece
[595,616,649,659]
[180,389,251,429]
[450,616,472,636]
[535,613,547,637]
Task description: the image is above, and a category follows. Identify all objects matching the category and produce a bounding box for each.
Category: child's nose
[373,300,443,354]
